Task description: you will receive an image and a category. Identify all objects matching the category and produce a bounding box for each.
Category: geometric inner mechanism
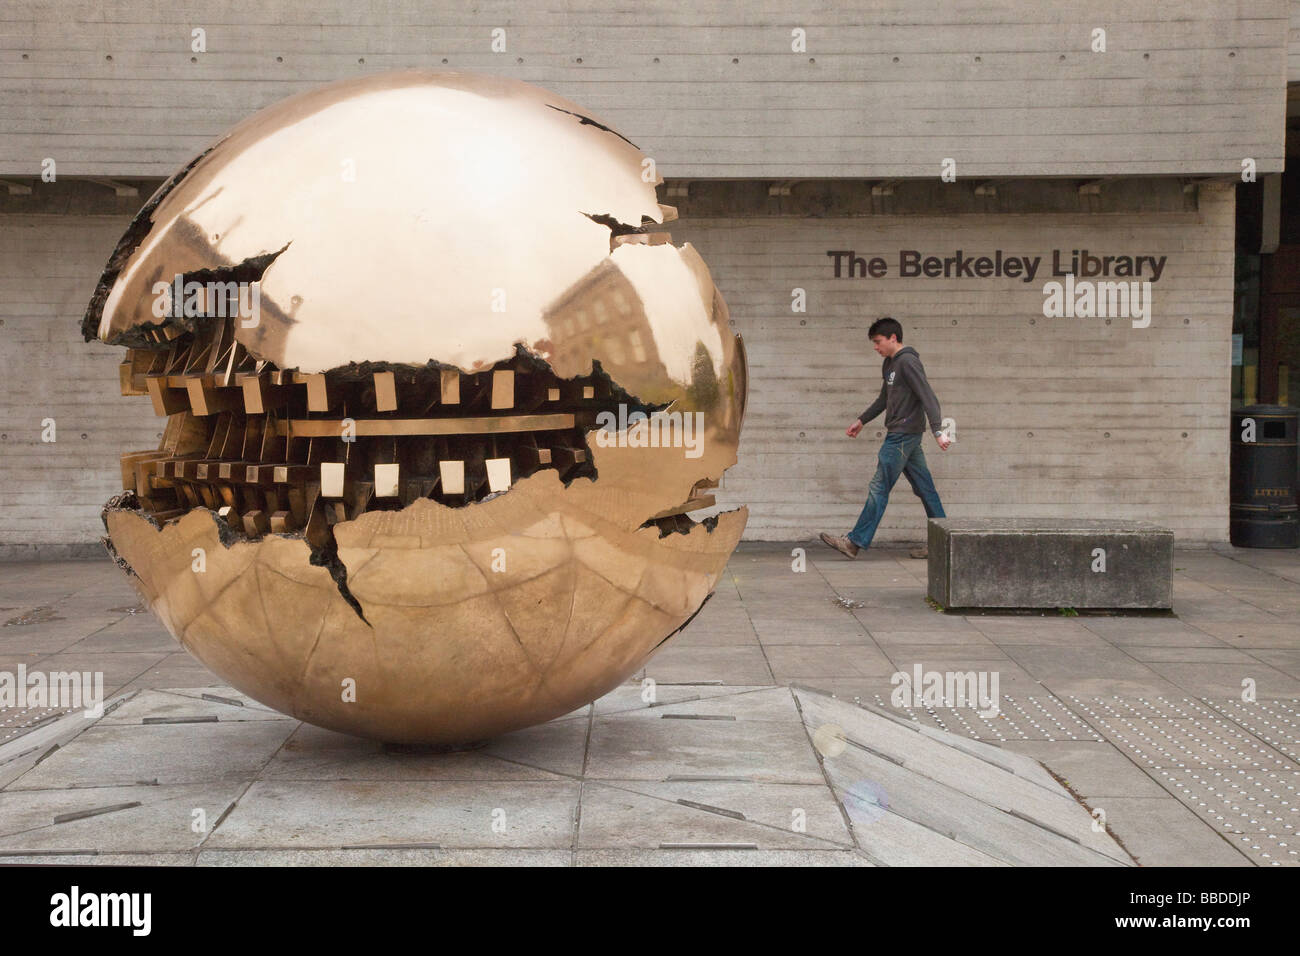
[114,313,719,549]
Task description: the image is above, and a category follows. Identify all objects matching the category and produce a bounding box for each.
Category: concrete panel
[674,187,1236,543]
[928,518,1174,608]
[0,0,1286,178]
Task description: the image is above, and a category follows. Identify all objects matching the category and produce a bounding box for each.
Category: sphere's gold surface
[88,71,747,744]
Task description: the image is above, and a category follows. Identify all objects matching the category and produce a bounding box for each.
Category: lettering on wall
[826,248,1168,329]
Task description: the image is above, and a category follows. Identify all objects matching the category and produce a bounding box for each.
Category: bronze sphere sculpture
[83,70,747,745]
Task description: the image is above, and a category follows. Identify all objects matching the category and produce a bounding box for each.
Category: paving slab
[1121,646,1258,664]
[100,689,291,726]
[1242,649,1300,679]
[671,626,760,647]
[875,657,1046,703]
[118,652,222,692]
[197,848,572,865]
[0,852,194,865]
[27,651,168,694]
[63,616,177,654]
[999,741,1170,799]
[750,620,873,645]
[1225,588,1300,616]
[793,689,1128,866]
[1178,604,1288,624]
[825,750,1124,866]
[832,810,1011,866]
[0,782,246,853]
[1037,676,1189,699]
[1201,698,1300,763]
[1001,645,1172,682]
[2,543,1296,866]
[0,618,124,656]
[1093,797,1254,867]
[851,609,979,632]
[595,685,802,723]
[642,644,773,685]
[585,713,826,783]
[1150,764,1300,866]
[777,679,909,706]
[1144,662,1300,699]
[574,848,872,866]
[1063,695,1226,721]
[1082,618,1230,647]
[1193,621,1300,647]
[588,683,771,717]
[831,586,941,610]
[577,780,851,849]
[765,644,895,679]
[259,722,586,782]
[7,720,297,789]
[858,627,994,646]
[1090,717,1297,772]
[967,619,1112,647]
[205,780,580,849]
[874,641,1010,662]
[796,690,1107,819]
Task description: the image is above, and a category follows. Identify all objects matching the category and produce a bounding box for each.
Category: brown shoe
[909,547,928,559]
[819,532,859,559]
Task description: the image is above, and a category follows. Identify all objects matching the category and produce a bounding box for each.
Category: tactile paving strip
[1067,695,1220,721]
[855,692,1103,742]
[1157,766,1299,866]
[1202,698,1300,764]
[0,706,68,744]
[1088,717,1293,772]
[1040,696,1300,867]
[846,690,1300,866]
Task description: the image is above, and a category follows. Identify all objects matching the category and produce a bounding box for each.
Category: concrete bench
[927,518,1174,610]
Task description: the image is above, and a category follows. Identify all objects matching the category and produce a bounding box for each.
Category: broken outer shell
[89,70,748,745]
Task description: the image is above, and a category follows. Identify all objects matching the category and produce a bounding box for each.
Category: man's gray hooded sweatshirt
[858,346,944,437]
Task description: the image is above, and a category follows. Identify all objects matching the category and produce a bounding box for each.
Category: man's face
[871,334,898,357]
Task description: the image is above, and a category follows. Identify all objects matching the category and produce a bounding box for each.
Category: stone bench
[927,518,1174,610]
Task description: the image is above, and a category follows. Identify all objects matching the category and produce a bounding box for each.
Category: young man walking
[820,317,951,560]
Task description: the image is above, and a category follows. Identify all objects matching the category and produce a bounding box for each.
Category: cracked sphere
[83,70,748,745]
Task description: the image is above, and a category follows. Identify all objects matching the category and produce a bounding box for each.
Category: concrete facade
[0,1,1287,178]
[677,183,1235,542]
[0,2,1289,553]
[0,180,1237,548]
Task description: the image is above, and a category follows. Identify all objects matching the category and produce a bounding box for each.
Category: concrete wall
[0,203,160,557]
[0,0,1287,179]
[0,181,1236,551]
[670,183,1236,544]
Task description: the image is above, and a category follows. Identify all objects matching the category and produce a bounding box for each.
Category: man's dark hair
[868,316,903,342]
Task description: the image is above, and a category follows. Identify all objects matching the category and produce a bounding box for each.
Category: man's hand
[846,420,863,438]
[936,434,952,451]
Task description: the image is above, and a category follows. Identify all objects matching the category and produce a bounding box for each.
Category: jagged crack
[546,105,639,149]
[81,142,224,342]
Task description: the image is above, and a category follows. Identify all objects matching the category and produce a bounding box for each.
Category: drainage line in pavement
[675,799,747,820]
[53,801,142,825]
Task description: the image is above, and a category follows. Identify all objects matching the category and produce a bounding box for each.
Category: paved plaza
[1,541,1297,866]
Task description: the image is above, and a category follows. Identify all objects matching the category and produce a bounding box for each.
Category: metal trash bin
[1230,404,1298,548]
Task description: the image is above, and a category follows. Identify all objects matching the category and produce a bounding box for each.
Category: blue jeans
[847,431,945,550]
